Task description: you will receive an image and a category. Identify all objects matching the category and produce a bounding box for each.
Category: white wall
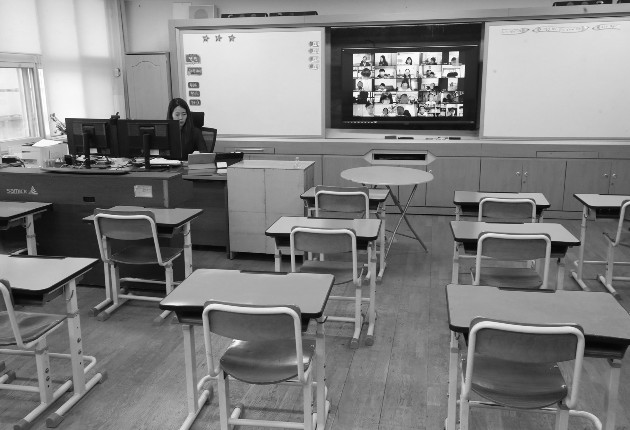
[124,0,552,52]
[0,0,41,54]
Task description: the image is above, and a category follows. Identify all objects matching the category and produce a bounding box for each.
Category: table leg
[557,256,565,290]
[446,331,459,430]
[179,324,212,430]
[603,358,622,430]
[365,241,377,346]
[274,242,282,272]
[570,206,591,291]
[376,202,387,281]
[452,241,460,284]
[386,185,428,256]
[46,278,105,426]
[24,214,37,255]
[183,222,193,278]
[315,317,329,429]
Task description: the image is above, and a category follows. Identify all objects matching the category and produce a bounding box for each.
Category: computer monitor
[65,118,119,168]
[117,119,182,169]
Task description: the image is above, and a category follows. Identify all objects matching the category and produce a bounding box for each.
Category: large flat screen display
[341,46,478,129]
[331,24,482,130]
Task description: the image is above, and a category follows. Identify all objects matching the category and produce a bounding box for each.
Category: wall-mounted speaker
[189,5,217,19]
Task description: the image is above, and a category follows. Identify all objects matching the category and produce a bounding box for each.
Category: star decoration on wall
[216,34,222,42]
[202,35,209,42]
[228,34,236,42]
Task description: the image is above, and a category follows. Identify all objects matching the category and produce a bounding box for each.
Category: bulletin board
[480,17,630,139]
[176,27,325,137]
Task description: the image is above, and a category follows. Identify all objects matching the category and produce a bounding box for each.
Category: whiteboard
[481,17,630,139]
[178,28,324,137]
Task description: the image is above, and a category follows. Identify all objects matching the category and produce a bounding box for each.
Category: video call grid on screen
[351,50,466,118]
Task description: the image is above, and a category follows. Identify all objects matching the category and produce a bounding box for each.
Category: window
[0,53,47,144]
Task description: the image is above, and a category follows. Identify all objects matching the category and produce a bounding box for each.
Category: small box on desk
[14,140,69,168]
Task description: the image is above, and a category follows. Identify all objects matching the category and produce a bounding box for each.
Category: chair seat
[463,355,567,409]
[472,267,543,289]
[110,245,182,265]
[300,260,364,285]
[0,311,66,346]
[221,338,316,385]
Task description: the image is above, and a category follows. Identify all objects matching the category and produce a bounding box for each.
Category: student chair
[454,197,539,283]
[478,197,537,223]
[0,279,99,430]
[202,301,317,430]
[312,185,381,271]
[290,226,373,348]
[471,232,552,289]
[91,209,183,323]
[313,185,370,219]
[458,318,601,430]
[598,200,630,296]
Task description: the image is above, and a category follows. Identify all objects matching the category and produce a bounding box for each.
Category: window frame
[0,53,48,145]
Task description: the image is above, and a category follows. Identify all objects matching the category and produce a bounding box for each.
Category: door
[125,53,171,120]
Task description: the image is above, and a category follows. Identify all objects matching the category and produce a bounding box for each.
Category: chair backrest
[203,301,301,341]
[474,232,551,287]
[289,227,359,281]
[191,111,205,128]
[478,197,537,223]
[201,127,217,153]
[93,209,157,241]
[465,317,585,408]
[612,200,630,244]
[314,185,370,219]
[93,209,166,264]
[0,279,25,347]
[202,301,308,381]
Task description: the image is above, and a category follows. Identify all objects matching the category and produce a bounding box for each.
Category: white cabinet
[228,160,315,255]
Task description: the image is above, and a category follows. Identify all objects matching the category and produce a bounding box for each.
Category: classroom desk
[571,194,630,294]
[0,254,104,427]
[341,166,434,258]
[300,186,389,279]
[265,216,382,345]
[0,167,193,286]
[445,284,630,430]
[159,269,334,430]
[450,220,580,287]
[0,201,52,255]
[453,191,550,221]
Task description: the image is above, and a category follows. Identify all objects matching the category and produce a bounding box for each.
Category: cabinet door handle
[516,171,521,176]
[523,171,528,177]
[612,173,617,179]
[604,173,609,178]
[428,169,433,174]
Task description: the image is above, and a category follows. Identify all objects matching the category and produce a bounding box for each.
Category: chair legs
[597,241,630,296]
[215,367,316,429]
[92,262,176,322]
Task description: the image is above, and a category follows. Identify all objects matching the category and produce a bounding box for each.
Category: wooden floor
[1,214,630,430]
